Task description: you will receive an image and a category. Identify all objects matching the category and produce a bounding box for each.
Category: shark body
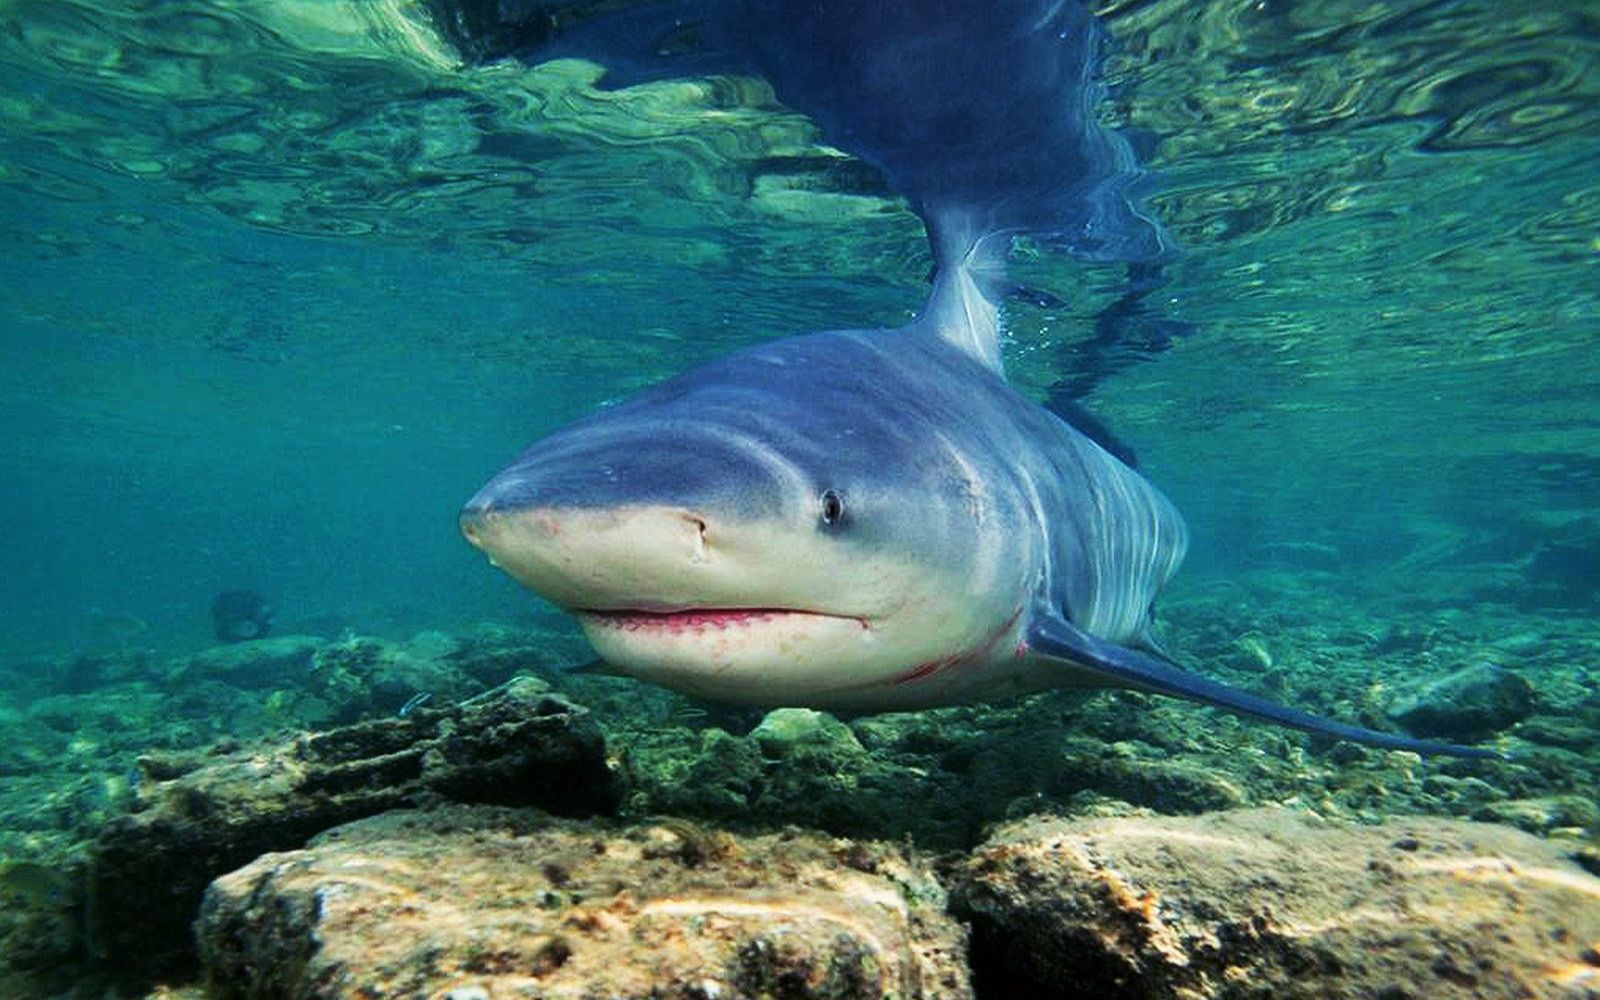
[455,0,1497,758]
[463,265,1178,712]
[462,259,1495,758]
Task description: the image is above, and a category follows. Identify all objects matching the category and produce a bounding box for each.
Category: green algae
[0,582,1594,994]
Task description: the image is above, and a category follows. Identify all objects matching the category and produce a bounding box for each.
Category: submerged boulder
[1387,662,1536,740]
[751,707,865,757]
[88,678,615,979]
[950,808,1600,1000]
[197,806,971,1000]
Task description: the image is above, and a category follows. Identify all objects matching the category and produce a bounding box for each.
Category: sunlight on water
[1087,0,1600,580]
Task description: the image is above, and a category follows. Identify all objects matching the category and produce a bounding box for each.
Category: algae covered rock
[620,715,979,846]
[88,678,616,979]
[304,631,484,721]
[1054,747,1249,813]
[1387,662,1536,740]
[950,807,1600,999]
[0,857,84,988]
[625,726,766,820]
[197,806,971,1000]
[1516,715,1597,752]
[751,707,865,756]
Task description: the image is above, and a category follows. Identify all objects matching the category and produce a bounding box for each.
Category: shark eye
[819,489,846,526]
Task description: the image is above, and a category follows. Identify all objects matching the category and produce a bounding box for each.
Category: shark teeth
[585,608,795,632]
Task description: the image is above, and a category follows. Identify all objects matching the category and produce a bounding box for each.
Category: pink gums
[587,608,831,633]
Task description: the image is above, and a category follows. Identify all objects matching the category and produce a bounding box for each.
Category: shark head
[460,330,1034,708]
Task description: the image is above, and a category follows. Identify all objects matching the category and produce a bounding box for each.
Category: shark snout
[461,414,822,613]
[459,485,536,558]
[458,498,492,552]
[459,487,730,610]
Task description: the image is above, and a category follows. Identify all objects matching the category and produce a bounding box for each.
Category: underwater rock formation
[303,630,486,723]
[950,808,1600,999]
[621,705,1255,849]
[1387,662,1537,740]
[197,805,970,1000]
[5,609,1590,996]
[88,678,616,979]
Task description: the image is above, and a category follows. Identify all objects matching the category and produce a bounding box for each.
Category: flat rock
[181,635,323,688]
[88,678,616,979]
[197,806,971,1000]
[951,808,1600,999]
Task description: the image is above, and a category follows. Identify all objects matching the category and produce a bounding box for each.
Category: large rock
[88,678,615,979]
[951,808,1600,1000]
[1387,662,1536,740]
[197,806,971,1000]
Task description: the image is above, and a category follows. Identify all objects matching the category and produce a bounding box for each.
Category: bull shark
[455,0,1498,759]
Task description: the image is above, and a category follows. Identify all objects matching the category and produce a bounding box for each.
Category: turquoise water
[0,0,1597,989]
[0,0,1594,654]
[0,0,1593,972]
[2,0,1595,659]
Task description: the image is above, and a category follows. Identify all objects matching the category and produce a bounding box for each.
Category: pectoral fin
[1027,612,1504,760]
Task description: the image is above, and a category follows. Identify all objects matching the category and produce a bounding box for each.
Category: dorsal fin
[916,215,1007,373]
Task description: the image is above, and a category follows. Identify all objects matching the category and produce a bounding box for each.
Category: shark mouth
[578,607,869,633]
